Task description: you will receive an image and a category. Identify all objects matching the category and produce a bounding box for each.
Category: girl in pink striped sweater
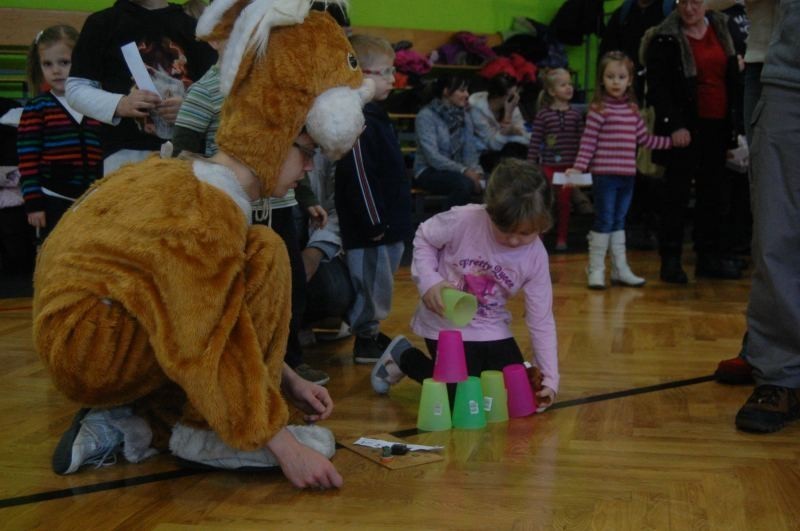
[567,51,671,289]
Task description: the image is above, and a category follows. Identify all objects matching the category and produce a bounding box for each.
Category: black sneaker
[735,385,800,433]
[353,335,385,364]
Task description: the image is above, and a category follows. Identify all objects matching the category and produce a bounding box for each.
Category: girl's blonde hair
[485,158,553,234]
[591,51,637,112]
[26,25,79,96]
[536,67,571,111]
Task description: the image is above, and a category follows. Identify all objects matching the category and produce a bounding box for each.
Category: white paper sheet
[353,437,444,452]
[553,172,592,187]
[120,41,162,98]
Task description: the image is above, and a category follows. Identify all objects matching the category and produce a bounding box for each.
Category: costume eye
[347,52,358,70]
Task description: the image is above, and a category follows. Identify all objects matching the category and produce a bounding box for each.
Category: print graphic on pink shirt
[463,273,497,305]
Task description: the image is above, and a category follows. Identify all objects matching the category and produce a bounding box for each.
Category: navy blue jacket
[335,102,412,249]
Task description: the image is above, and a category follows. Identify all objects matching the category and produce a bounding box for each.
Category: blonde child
[567,51,671,289]
[18,25,103,241]
[371,159,559,410]
[527,68,584,251]
[335,35,412,363]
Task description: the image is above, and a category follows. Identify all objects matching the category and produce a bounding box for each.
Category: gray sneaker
[294,363,331,386]
[371,335,410,394]
[52,408,124,475]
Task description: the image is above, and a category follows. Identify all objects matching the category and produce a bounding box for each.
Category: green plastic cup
[452,376,487,430]
[480,370,509,423]
[441,288,478,327]
[417,378,452,431]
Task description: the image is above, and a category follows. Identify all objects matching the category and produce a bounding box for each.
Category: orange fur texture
[34,158,291,450]
[215,11,363,195]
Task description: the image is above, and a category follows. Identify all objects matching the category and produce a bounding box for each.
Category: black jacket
[70,0,217,155]
[641,10,742,164]
[335,102,412,250]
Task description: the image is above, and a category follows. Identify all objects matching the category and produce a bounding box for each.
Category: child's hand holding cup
[422,280,452,317]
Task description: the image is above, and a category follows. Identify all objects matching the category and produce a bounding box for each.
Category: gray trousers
[745,85,800,387]
[345,241,404,337]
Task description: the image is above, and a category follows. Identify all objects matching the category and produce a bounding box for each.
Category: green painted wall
[1,0,621,97]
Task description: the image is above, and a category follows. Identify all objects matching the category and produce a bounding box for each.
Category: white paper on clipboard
[553,172,592,187]
[120,42,162,98]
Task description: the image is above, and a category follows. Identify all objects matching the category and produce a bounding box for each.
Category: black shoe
[660,256,688,284]
[735,385,800,433]
[353,335,385,364]
[695,255,741,280]
[376,332,391,350]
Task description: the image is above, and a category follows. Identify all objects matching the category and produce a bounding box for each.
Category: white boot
[169,424,335,470]
[609,230,646,287]
[587,231,610,289]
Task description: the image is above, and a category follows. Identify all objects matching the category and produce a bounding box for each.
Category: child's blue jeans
[592,174,634,233]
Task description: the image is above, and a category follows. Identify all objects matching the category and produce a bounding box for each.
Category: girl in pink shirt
[371,159,560,410]
[567,51,671,289]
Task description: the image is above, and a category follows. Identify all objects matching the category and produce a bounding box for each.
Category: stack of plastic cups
[503,363,537,418]
[418,330,468,431]
[480,370,509,423]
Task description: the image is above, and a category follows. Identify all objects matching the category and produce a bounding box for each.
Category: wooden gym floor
[1,249,798,530]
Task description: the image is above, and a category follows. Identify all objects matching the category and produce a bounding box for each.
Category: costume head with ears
[196,0,373,197]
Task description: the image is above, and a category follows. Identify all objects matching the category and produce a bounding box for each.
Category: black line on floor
[389,374,717,438]
[0,374,717,509]
[0,468,205,509]
[547,374,716,411]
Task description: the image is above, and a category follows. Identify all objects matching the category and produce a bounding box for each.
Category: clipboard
[340,433,444,470]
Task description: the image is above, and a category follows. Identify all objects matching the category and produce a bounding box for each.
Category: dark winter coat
[641,10,742,165]
[335,102,412,249]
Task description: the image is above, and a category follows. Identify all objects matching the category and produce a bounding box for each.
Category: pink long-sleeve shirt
[411,204,559,392]
[573,97,671,176]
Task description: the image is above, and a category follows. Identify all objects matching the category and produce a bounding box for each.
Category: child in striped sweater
[567,51,671,289]
[527,68,584,251]
[18,25,102,241]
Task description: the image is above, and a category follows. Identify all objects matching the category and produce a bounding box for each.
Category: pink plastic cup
[432,330,468,383]
[503,363,537,418]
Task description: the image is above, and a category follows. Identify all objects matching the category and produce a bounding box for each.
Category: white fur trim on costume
[169,423,336,469]
[192,159,253,223]
[306,78,374,161]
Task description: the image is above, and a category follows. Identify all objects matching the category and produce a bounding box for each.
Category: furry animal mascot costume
[33,0,373,487]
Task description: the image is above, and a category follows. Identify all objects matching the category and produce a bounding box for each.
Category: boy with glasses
[335,35,412,363]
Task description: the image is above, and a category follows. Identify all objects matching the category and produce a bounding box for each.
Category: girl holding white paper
[527,67,584,251]
[567,51,672,289]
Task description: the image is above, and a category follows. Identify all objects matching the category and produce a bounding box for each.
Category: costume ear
[196,0,250,43]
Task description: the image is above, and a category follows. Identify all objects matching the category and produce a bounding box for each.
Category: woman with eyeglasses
[640,0,744,283]
[413,75,484,209]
